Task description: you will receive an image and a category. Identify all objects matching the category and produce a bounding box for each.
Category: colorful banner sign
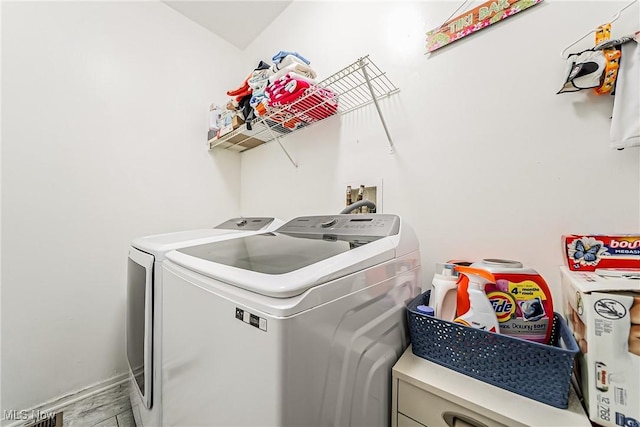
[426,0,543,53]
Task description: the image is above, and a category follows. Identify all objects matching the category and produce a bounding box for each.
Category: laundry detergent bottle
[474,259,554,344]
[430,263,459,321]
[453,266,500,333]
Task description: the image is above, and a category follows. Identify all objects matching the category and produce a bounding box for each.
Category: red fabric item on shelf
[263,73,338,125]
[266,76,310,106]
[227,73,253,98]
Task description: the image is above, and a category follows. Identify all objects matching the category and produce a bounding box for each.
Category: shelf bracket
[264,122,298,168]
[358,58,395,154]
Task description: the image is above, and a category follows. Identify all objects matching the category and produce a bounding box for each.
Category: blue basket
[407,290,579,408]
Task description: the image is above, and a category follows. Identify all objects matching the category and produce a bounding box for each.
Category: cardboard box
[562,235,640,272]
[217,124,234,138]
[209,126,267,151]
[232,115,244,129]
[561,267,640,427]
[216,116,246,138]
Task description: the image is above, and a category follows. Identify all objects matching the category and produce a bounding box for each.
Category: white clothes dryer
[126,217,283,427]
[161,214,421,427]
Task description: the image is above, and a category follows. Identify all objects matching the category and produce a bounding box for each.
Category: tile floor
[51,383,134,427]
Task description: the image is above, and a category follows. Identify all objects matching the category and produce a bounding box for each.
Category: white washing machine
[161,214,422,427]
[126,217,283,427]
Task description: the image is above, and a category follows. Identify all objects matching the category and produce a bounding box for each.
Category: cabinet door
[397,381,507,427]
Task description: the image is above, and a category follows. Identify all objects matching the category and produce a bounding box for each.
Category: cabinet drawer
[398,413,425,427]
[397,381,508,427]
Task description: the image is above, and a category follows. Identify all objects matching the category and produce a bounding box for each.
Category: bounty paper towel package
[562,234,640,272]
[561,267,640,427]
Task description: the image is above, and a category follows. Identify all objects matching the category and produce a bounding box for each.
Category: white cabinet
[392,347,591,427]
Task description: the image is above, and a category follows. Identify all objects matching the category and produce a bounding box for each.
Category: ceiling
[164,1,293,50]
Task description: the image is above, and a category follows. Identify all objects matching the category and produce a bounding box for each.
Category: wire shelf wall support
[264,120,298,168]
[358,57,395,153]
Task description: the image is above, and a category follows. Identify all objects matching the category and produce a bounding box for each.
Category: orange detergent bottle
[453,266,500,333]
[473,259,554,344]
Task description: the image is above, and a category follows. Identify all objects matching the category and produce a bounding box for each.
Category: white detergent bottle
[453,266,500,333]
[430,263,459,321]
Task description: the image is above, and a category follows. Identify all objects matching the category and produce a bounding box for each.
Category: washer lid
[131,217,282,259]
[166,231,399,298]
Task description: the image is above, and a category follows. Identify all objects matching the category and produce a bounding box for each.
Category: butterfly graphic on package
[568,237,608,267]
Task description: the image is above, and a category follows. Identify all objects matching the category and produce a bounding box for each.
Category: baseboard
[1,372,129,427]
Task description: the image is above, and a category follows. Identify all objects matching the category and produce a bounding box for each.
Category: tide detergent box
[561,267,640,427]
[563,235,640,272]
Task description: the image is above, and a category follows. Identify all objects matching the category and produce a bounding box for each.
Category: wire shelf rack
[208,55,400,166]
[320,55,399,114]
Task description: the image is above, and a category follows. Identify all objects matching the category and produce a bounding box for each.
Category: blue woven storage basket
[407,290,579,408]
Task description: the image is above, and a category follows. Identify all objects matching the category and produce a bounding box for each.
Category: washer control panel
[214,217,275,231]
[276,214,400,237]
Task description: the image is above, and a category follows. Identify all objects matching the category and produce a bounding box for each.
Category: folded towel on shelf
[274,54,310,70]
[265,72,338,124]
[267,76,311,105]
[282,71,318,86]
[248,69,272,90]
[270,58,317,81]
[272,51,310,65]
[227,61,273,101]
[248,68,272,110]
[227,74,252,98]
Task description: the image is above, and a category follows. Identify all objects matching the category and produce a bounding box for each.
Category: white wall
[2,0,639,414]
[239,1,640,305]
[1,1,244,412]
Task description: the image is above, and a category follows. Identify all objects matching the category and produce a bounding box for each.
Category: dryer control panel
[276,214,400,237]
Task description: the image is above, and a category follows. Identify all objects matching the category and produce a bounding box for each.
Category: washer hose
[340,200,377,214]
